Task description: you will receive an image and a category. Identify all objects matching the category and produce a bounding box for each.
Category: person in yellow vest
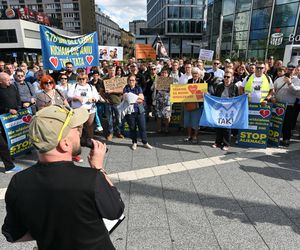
[240,61,274,106]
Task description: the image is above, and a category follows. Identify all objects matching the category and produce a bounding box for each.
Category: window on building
[0,29,17,43]
[272,2,299,28]
[236,0,251,12]
[276,0,299,5]
[234,11,250,32]
[63,3,74,8]
[250,8,272,30]
[168,6,180,18]
[168,0,180,4]
[182,0,192,5]
[181,6,191,18]
[223,14,234,33]
[192,7,202,19]
[223,0,235,16]
[252,0,273,10]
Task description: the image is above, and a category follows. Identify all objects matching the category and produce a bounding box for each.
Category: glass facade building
[147,0,205,58]
[206,0,300,60]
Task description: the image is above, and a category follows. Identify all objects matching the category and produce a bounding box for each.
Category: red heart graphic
[86,55,94,65]
[259,109,271,118]
[275,107,284,116]
[22,115,32,124]
[188,85,198,94]
[49,56,58,68]
[195,90,203,100]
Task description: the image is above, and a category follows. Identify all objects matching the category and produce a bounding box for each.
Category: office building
[147,0,205,58]
[206,0,300,60]
[129,20,147,36]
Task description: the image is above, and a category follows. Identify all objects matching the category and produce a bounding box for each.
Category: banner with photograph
[104,77,127,93]
[200,94,249,129]
[267,103,286,147]
[0,108,33,157]
[237,103,272,148]
[40,25,99,70]
[170,83,207,103]
[99,46,123,61]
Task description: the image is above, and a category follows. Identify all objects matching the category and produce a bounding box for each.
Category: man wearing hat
[274,64,300,146]
[2,105,124,249]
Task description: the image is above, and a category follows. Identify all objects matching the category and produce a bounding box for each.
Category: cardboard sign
[104,77,127,92]
[40,25,99,70]
[199,49,214,61]
[170,83,208,103]
[156,76,172,91]
[267,103,286,147]
[0,108,34,156]
[237,103,272,148]
[135,44,156,59]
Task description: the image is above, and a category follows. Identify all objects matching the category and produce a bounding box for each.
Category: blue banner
[237,103,272,148]
[199,94,249,129]
[40,25,99,70]
[0,108,33,157]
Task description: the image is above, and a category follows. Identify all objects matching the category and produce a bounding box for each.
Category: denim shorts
[183,108,202,129]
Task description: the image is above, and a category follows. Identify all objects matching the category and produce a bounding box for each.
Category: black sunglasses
[224,76,231,79]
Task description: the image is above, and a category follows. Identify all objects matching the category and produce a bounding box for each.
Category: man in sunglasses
[240,61,274,105]
[207,60,225,79]
[2,105,124,249]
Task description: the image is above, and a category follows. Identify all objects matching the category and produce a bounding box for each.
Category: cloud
[95,0,147,30]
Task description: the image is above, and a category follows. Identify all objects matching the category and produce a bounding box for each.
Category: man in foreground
[2,105,124,250]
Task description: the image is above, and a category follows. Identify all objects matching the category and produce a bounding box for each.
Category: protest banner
[0,108,33,157]
[156,76,172,91]
[135,44,156,59]
[170,83,208,103]
[170,103,182,128]
[199,49,214,61]
[104,77,127,93]
[40,25,99,70]
[267,103,287,147]
[237,103,272,148]
[200,94,249,129]
[99,46,123,61]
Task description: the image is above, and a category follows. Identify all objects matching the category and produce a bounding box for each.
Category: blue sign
[200,94,248,129]
[268,103,286,147]
[238,103,272,148]
[40,25,99,70]
[0,108,33,156]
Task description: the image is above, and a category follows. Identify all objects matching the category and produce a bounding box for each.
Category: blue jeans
[95,103,104,128]
[125,112,148,144]
[105,103,121,134]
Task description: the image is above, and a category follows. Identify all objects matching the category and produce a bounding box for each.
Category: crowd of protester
[1,55,300,172]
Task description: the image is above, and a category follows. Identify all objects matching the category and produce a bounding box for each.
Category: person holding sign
[2,105,124,249]
[184,67,205,143]
[123,75,152,150]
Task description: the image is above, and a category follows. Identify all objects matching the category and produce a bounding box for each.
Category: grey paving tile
[213,222,268,250]
[161,172,195,191]
[243,206,300,249]
[126,228,172,250]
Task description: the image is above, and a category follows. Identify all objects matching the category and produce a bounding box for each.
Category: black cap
[287,64,296,69]
[91,70,100,75]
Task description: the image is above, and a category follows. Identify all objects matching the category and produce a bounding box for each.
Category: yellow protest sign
[156,76,172,91]
[170,83,207,103]
[104,77,127,92]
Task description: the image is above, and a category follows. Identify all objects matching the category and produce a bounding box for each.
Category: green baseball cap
[29,105,89,153]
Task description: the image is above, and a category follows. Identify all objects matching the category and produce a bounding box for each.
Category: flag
[152,34,169,59]
[200,94,249,129]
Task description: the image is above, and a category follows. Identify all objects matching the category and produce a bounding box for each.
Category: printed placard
[156,76,172,91]
[199,49,214,61]
[104,77,127,93]
[237,103,272,148]
[0,108,33,156]
[40,25,99,70]
[267,103,286,147]
[170,83,208,103]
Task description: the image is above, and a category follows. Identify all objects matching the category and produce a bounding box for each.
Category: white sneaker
[95,126,103,132]
[131,143,137,150]
[143,143,153,149]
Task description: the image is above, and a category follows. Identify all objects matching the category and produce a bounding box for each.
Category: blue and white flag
[40,25,99,70]
[200,94,248,129]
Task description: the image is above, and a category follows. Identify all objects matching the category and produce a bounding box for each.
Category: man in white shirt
[207,60,224,79]
[179,61,193,84]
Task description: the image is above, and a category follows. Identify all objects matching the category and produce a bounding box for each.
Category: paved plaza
[1,129,300,249]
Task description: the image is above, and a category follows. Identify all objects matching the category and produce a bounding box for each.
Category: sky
[95,0,147,31]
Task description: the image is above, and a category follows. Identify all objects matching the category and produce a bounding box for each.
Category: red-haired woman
[36,75,69,110]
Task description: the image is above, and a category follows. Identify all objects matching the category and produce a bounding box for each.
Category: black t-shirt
[2,161,124,250]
